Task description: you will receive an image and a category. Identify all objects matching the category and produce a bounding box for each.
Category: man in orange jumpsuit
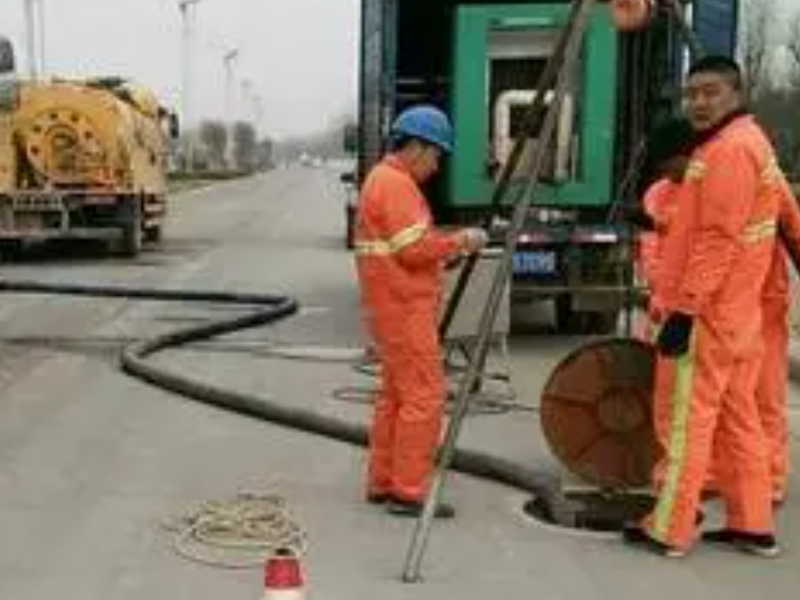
[354,105,487,518]
[624,56,783,558]
[760,181,800,505]
[632,118,694,340]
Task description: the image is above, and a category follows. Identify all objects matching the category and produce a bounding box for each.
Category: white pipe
[493,89,575,181]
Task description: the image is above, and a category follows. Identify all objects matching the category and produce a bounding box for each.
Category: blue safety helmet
[390,105,454,154]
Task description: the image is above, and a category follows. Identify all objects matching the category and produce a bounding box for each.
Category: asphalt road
[0,166,798,600]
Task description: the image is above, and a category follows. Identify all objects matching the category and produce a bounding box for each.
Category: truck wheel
[120,198,142,257]
[143,225,162,244]
[588,310,619,335]
[556,296,618,335]
[554,294,578,334]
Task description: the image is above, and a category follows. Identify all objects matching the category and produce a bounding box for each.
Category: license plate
[513,251,556,275]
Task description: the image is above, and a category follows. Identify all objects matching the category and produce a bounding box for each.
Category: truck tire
[587,310,619,335]
[554,294,579,334]
[120,197,142,257]
[556,295,618,335]
[143,224,162,244]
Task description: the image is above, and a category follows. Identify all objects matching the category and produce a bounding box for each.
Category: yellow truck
[0,38,177,256]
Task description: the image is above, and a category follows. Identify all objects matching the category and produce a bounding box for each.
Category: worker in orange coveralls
[631,118,695,341]
[758,180,800,506]
[623,56,784,558]
[684,156,800,508]
[354,105,488,518]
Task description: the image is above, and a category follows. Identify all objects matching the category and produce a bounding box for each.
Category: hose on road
[0,278,569,523]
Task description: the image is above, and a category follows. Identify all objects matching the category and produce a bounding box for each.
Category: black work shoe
[622,524,687,558]
[387,499,456,519]
[702,529,782,558]
[366,493,390,505]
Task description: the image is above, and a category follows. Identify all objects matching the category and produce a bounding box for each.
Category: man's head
[648,117,695,182]
[392,137,443,183]
[685,55,744,132]
[390,105,454,183]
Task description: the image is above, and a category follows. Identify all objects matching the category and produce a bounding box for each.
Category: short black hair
[688,55,743,91]
[390,135,434,152]
[647,117,695,166]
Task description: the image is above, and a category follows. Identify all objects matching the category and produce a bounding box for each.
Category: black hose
[0,279,567,518]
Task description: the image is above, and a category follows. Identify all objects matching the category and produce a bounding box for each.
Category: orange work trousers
[758,295,790,502]
[644,319,774,550]
[696,296,790,503]
[366,302,445,502]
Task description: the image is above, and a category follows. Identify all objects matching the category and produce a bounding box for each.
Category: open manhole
[523,491,655,532]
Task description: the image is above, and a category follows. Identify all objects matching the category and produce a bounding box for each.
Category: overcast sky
[1,1,797,140]
[1,0,359,139]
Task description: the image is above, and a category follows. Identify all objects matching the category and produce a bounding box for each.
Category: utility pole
[37,0,46,76]
[23,0,38,80]
[223,47,239,169]
[178,0,202,172]
[240,78,255,124]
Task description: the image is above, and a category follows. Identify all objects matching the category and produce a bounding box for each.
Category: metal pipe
[402,0,597,583]
[665,0,704,58]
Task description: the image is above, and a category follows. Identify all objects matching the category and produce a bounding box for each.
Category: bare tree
[787,11,800,85]
[741,0,776,100]
[199,120,228,170]
[232,121,257,172]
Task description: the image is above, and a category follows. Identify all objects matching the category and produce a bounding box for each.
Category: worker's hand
[622,206,656,231]
[647,300,665,325]
[656,312,694,357]
[459,228,489,255]
[445,254,465,271]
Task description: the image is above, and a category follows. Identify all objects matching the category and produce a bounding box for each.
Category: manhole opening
[523,491,655,532]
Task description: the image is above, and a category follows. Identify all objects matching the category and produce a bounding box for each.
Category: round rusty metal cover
[540,338,658,489]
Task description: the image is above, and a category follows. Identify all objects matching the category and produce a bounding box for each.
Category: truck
[352,0,739,333]
[0,37,178,257]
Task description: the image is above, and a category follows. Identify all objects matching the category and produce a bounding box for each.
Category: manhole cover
[540,338,658,489]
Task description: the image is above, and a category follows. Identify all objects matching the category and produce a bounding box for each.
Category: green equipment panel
[449,3,617,209]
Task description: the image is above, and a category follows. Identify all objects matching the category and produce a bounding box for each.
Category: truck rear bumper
[0,227,122,242]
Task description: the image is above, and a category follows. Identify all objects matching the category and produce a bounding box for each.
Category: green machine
[449,3,617,209]
[355,1,687,333]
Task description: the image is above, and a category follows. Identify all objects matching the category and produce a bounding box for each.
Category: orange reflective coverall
[759,182,800,502]
[354,154,462,502]
[698,181,800,503]
[636,179,680,339]
[642,115,781,550]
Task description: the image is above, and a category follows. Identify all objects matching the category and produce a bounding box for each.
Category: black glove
[656,312,694,357]
[623,206,656,231]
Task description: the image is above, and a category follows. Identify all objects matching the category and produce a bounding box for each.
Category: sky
[0,1,797,140]
[0,0,360,139]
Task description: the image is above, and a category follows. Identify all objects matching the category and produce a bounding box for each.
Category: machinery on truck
[0,38,178,257]
[352,0,738,333]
